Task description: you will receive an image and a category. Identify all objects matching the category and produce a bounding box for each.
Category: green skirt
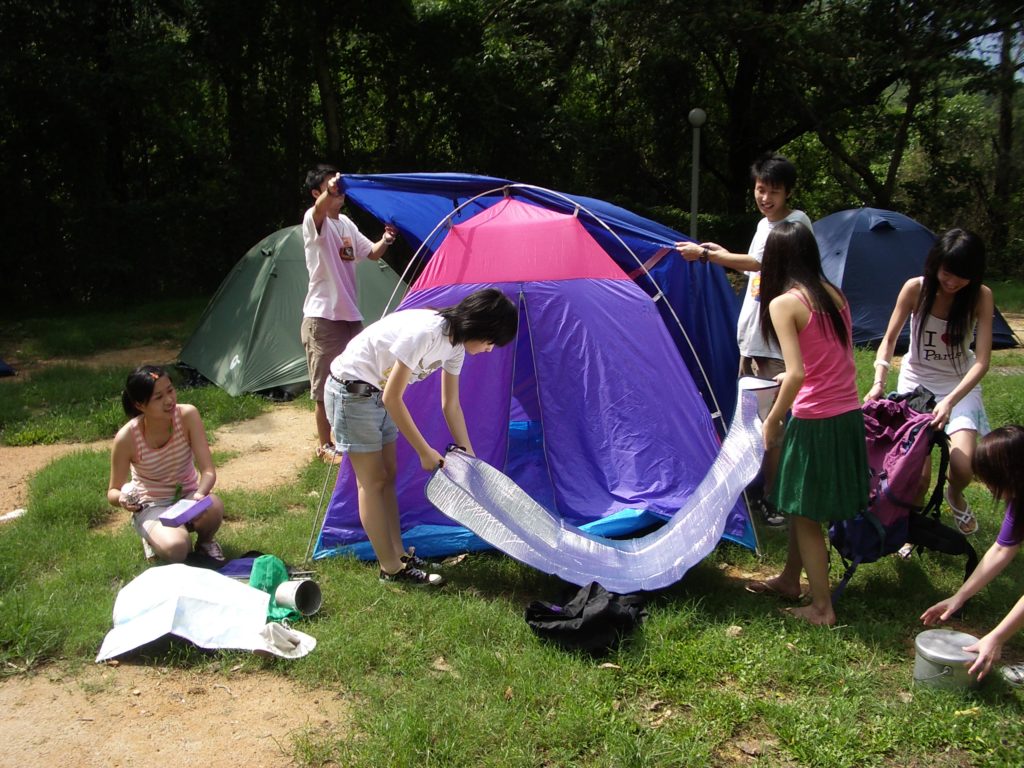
[769,408,869,523]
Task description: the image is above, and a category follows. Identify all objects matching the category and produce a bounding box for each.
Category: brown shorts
[301,317,362,401]
[738,355,785,381]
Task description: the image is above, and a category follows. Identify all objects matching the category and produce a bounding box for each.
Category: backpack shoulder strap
[922,429,951,518]
[830,510,886,604]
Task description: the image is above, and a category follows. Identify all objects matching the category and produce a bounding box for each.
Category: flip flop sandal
[945,488,978,535]
[1000,663,1024,688]
[745,580,804,602]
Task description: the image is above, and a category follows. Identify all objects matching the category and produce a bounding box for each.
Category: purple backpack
[829,398,972,602]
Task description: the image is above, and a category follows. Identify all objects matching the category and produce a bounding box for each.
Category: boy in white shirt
[301,164,397,463]
[676,153,812,527]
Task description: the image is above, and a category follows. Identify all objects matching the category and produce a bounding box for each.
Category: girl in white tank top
[866,229,994,536]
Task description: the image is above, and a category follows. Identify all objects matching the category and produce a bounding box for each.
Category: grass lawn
[1,299,1024,767]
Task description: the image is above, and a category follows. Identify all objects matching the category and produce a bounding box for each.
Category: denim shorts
[325,376,398,453]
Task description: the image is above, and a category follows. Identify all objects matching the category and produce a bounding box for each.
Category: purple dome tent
[313,197,755,560]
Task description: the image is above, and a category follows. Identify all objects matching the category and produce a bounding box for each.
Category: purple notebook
[159,496,213,527]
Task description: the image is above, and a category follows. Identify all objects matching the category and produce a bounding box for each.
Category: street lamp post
[688,108,706,240]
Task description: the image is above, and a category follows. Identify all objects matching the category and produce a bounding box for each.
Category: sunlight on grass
[1,297,209,360]
[990,281,1024,314]
[0,364,267,446]
[2,304,1024,766]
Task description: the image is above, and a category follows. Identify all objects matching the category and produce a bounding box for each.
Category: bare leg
[348,450,404,573]
[378,441,405,562]
[314,400,332,447]
[191,494,224,544]
[947,429,977,510]
[752,522,803,599]
[787,516,836,626]
[141,520,192,563]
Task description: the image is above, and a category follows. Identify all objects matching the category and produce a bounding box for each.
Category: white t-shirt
[735,210,814,359]
[331,309,466,391]
[302,207,374,321]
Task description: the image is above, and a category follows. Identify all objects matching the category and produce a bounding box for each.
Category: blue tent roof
[340,172,742,425]
[816,208,1018,350]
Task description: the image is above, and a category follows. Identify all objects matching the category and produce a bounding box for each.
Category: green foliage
[1,297,208,359]
[0,363,266,446]
[3,1,1022,306]
[990,280,1024,313]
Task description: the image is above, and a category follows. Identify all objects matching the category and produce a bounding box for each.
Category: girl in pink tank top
[107,366,225,564]
[744,222,869,627]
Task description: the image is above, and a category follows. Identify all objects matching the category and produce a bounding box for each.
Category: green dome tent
[179,225,405,396]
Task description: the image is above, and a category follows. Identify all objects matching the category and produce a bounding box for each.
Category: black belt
[331,374,380,395]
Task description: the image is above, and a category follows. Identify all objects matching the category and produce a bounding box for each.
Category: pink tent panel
[413,198,628,291]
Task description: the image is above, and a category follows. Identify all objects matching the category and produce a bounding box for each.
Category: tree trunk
[989,26,1017,258]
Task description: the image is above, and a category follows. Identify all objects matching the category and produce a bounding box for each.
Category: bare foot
[784,604,836,626]
[745,576,803,601]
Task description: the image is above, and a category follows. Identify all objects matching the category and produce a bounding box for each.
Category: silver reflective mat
[426,380,771,593]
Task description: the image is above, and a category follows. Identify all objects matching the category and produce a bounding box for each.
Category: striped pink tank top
[128,406,200,503]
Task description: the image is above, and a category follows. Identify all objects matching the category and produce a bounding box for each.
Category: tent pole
[304,455,341,564]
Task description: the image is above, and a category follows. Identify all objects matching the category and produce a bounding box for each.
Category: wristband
[700,245,710,264]
[874,359,891,369]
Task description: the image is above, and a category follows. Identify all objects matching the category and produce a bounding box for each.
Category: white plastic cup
[274,579,323,616]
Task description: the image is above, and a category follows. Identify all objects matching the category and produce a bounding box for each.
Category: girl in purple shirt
[921,425,1024,686]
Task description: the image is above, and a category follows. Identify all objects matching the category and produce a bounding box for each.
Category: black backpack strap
[831,556,863,604]
[923,430,951,519]
[963,540,979,581]
[831,510,885,604]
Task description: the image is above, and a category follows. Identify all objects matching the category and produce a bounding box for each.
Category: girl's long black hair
[122,365,168,417]
[915,228,985,373]
[974,425,1024,541]
[759,221,848,348]
[438,288,518,347]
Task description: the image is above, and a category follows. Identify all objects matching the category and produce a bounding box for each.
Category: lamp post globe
[688,108,707,128]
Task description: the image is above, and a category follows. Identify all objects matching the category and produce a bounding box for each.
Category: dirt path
[0,346,344,768]
[1,343,316,514]
[0,665,347,768]
[0,403,315,516]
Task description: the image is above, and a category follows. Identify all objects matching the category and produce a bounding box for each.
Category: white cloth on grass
[96,564,316,661]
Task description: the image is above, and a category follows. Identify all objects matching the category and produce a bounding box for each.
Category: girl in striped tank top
[107,366,225,563]
[746,222,869,626]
